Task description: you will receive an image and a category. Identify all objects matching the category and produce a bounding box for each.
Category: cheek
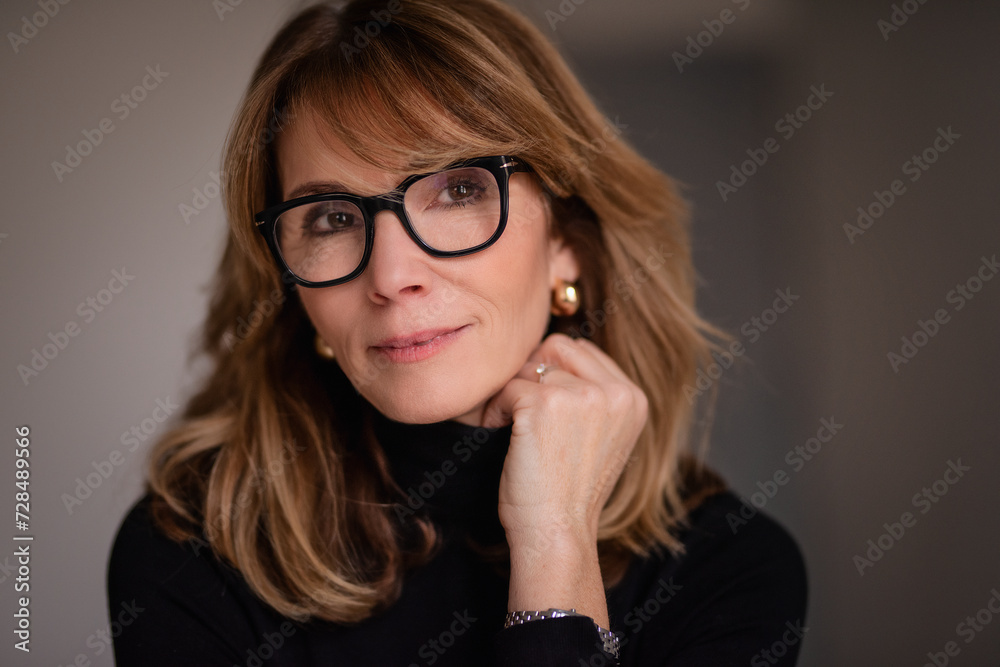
[296,289,353,352]
[483,214,553,334]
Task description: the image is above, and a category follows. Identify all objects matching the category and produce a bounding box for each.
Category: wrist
[506,528,608,628]
[503,517,596,555]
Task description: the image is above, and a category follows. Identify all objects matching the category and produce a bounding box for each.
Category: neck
[368,404,512,545]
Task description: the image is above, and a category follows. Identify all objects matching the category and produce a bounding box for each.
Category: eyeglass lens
[274,166,501,283]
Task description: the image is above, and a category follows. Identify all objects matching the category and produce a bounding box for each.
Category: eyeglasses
[254,155,532,288]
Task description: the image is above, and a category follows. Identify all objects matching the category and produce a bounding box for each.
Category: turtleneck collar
[369,407,513,545]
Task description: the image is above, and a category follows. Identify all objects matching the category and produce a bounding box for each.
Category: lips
[371,325,469,364]
[373,326,465,349]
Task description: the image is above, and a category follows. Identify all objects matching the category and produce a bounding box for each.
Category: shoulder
[671,491,809,626]
[681,490,807,578]
[107,495,276,665]
[108,492,259,605]
[613,489,808,607]
[674,462,807,600]
[108,494,230,613]
[609,491,808,663]
[108,493,208,583]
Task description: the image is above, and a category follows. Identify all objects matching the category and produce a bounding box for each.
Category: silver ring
[535,362,551,383]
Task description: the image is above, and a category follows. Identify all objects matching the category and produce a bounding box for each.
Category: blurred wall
[1,0,997,665]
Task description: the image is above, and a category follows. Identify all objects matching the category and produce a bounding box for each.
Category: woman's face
[274,113,579,426]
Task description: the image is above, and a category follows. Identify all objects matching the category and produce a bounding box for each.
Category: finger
[515,339,584,382]
[517,359,555,384]
[479,376,535,429]
[572,337,633,383]
[537,334,622,385]
[553,334,633,385]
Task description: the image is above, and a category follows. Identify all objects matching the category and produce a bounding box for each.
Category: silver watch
[504,607,621,662]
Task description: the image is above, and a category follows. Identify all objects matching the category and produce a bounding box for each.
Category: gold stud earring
[314,334,336,360]
[551,278,580,316]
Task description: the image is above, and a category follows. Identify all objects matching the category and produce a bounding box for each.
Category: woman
[107,1,807,665]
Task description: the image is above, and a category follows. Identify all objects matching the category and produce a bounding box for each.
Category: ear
[548,233,580,286]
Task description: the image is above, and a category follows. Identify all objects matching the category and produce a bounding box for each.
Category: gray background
[1,0,998,664]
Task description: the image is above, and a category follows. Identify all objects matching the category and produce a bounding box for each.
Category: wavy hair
[146,0,728,623]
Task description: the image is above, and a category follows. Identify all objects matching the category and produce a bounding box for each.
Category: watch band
[504,608,621,663]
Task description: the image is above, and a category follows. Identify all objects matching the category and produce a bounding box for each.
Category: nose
[363,209,432,301]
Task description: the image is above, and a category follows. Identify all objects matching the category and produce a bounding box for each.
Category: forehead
[274,110,415,199]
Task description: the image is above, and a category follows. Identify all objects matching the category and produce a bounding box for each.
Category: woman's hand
[481,332,648,628]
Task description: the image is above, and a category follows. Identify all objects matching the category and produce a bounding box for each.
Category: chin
[366,389,481,425]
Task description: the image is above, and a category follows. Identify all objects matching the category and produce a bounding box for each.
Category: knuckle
[635,387,650,414]
[547,332,575,346]
[605,382,632,407]
[578,383,606,406]
[550,336,579,358]
[539,384,573,410]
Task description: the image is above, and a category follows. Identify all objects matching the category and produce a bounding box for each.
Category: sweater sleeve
[106,495,265,667]
[493,615,619,666]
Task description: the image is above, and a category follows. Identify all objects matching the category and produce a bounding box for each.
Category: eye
[436,177,487,207]
[318,211,355,229]
[404,166,499,217]
[300,202,364,234]
[449,183,471,199]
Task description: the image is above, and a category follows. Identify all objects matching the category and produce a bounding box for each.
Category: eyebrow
[285,177,415,202]
[285,180,351,200]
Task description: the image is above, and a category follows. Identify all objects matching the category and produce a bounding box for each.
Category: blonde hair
[147,0,727,624]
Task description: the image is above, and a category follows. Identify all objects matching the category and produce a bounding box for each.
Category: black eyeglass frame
[253,155,533,288]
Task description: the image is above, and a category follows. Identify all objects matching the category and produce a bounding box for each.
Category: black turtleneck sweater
[108,412,808,666]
